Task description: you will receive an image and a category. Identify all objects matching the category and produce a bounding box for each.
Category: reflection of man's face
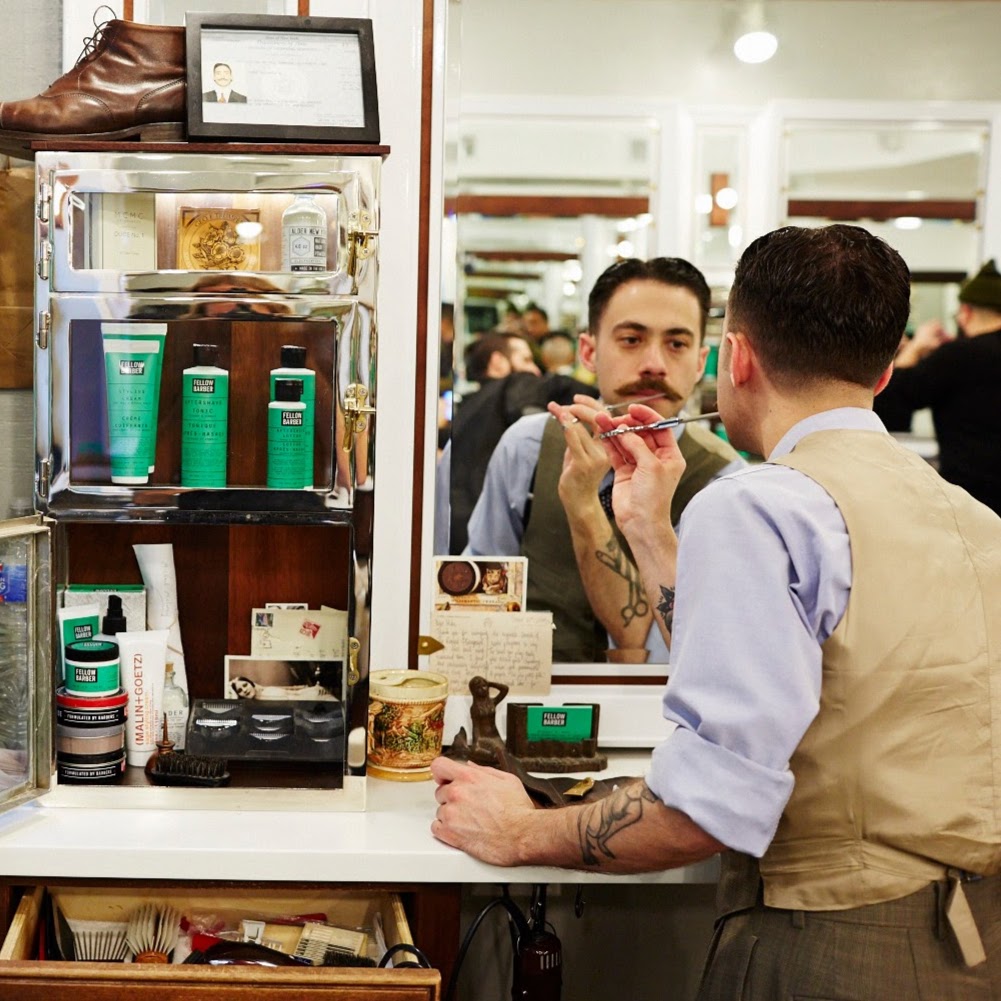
[213,64,233,88]
[579,279,707,419]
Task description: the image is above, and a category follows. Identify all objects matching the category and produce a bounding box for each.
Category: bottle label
[182,371,229,488]
[0,563,28,604]
[268,405,307,488]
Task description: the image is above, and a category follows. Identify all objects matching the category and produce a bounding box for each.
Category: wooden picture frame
[185,13,380,144]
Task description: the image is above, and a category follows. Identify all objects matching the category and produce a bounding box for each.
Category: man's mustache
[614,378,684,403]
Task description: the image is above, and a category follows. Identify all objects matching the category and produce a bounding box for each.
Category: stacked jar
[56,596,128,784]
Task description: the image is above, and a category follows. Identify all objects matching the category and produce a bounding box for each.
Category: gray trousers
[696,853,1001,1000]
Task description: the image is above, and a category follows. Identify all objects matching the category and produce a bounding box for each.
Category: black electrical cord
[378,942,434,969]
[444,889,532,1001]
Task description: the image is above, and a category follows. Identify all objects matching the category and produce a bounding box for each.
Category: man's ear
[578,331,597,374]
[873,362,894,396]
[727,331,754,387]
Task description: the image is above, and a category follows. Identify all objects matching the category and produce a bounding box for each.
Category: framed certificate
[185,13,380,144]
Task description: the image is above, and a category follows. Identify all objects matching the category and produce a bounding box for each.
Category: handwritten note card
[428,611,553,695]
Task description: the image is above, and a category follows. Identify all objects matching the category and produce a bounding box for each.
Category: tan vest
[761,429,1001,910]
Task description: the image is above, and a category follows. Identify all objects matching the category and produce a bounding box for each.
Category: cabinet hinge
[36,240,51,281]
[36,458,51,499]
[37,179,51,224]
[347,210,379,278]
[36,311,50,350]
[348,637,361,686]
[342,383,377,453]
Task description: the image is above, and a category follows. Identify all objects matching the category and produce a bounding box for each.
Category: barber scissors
[597,412,720,440]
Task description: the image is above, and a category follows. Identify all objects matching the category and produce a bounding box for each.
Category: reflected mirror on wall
[433,0,996,672]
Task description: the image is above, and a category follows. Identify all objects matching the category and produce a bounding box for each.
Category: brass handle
[342,383,377,453]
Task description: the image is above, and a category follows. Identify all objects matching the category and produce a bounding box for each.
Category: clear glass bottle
[281,194,327,272]
[161,662,189,750]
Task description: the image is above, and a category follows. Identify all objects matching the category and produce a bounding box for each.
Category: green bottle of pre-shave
[181,342,229,487]
[268,378,308,488]
[269,344,315,487]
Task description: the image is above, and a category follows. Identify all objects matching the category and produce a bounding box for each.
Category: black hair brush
[144,715,230,787]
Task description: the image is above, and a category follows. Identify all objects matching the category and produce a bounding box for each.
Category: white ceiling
[455,0,1001,105]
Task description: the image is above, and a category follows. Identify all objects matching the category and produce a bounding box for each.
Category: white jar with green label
[64,638,121,697]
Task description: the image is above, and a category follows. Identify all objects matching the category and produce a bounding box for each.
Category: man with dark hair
[522,303,550,341]
[464,257,742,662]
[463,333,540,383]
[203,62,247,103]
[874,258,1001,515]
[432,225,1001,998]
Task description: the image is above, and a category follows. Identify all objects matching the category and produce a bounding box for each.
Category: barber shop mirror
[429,0,999,680]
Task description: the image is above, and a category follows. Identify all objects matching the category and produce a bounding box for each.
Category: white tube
[133,543,189,695]
[117,628,169,767]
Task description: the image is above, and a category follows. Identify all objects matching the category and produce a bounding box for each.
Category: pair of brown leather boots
[0,17,185,156]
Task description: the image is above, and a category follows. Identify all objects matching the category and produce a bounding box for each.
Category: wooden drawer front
[0,886,440,1000]
[0,963,439,999]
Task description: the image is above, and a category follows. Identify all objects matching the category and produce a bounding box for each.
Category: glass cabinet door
[0,519,52,812]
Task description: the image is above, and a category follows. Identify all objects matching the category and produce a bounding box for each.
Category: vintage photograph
[223,656,343,701]
[433,556,527,612]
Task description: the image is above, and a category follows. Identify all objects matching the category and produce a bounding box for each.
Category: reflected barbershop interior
[0,2,999,999]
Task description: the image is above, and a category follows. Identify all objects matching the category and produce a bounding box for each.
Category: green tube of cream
[101,323,167,484]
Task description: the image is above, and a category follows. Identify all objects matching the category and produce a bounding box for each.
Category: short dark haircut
[588,257,712,340]
[727,224,910,388]
[465,333,527,382]
[213,62,232,73]
[524,303,548,320]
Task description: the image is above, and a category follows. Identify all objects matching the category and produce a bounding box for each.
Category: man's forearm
[565,500,653,650]
[517,779,724,873]
[624,522,679,649]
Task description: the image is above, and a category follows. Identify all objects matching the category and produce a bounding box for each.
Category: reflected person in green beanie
[875,259,1001,514]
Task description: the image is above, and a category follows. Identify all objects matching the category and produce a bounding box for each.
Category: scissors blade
[597,412,720,440]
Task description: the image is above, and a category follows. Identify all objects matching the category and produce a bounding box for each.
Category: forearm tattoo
[656,585,675,634]
[578,782,658,866]
[595,536,648,627]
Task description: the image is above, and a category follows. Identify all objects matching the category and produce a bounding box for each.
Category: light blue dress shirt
[645,408,887,856]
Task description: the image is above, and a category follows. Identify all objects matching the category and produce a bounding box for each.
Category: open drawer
[0,885,440,1000]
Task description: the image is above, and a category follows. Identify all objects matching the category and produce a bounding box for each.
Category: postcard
[250,607,348,660]
[433,556,527,612]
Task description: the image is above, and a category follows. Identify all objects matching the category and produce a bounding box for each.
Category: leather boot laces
[76,5,117,65]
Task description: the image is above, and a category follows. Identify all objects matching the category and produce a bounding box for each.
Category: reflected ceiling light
[562,281,577,297]
[637,213,653,227]
[728,224,743,249]
[563,260,583,282]
[715,186,739,210]
[616,239,635,257]
[235,221,263,240]
[734,1,778,64]
[894,216,923,230]
[695,193,714,215]
[618,217,640,233]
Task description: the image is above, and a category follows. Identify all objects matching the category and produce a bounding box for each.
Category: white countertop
[0,752,719,887]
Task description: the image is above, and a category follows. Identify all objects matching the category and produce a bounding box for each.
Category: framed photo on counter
[185,13,380,143]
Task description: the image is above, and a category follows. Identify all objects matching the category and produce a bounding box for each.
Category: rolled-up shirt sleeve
[645,461,851,857]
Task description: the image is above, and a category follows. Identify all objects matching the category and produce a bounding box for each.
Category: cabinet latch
[36,458,51,499]
[348,636,361,686]
[36,311,50,351]
[37,179,51,224]
[36,240,51,281]
[342,383,377,452]
[347,210,378,278]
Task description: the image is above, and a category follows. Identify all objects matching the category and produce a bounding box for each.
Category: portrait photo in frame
[185,13,380,143]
